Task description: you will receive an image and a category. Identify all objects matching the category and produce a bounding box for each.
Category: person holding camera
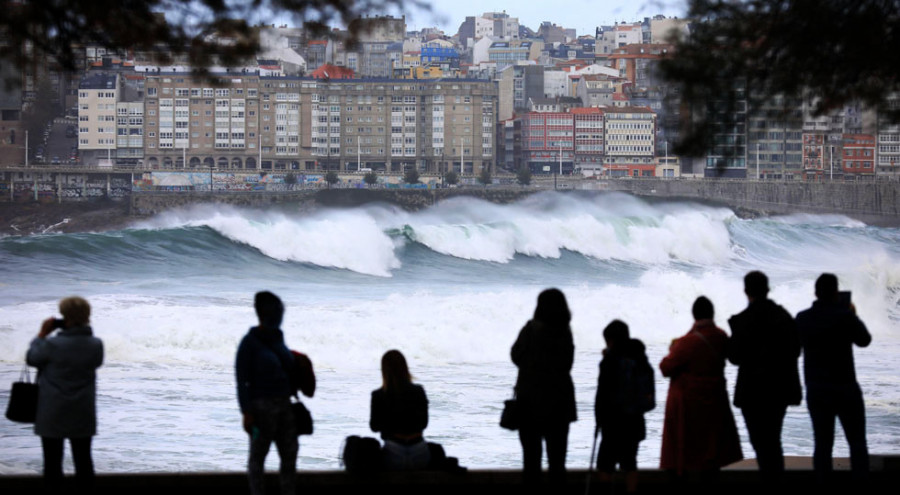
[26,296,104,493]
[796,273,871,484]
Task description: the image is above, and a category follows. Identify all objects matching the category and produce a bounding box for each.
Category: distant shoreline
[1,182,897,237]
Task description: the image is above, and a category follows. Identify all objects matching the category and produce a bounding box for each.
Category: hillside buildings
[7,9,900,181]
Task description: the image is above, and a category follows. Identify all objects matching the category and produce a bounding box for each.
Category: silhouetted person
[594,320,654,493]
[796,273,871,483]
[511,288,577,487]
[26,296,104,494]
[660,296,742,482]
[236,291,297,495]
[370,349,431,470]
[727,271,801,481]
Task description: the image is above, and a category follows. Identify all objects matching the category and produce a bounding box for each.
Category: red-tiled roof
[310,63,355,79]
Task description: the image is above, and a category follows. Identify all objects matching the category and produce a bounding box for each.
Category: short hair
[59,296,91,326]
[533,288,571,327]
[254,291,284,327]
[603,319,630,344]
[815,273,839,300]
[692,296,714,321]
[744,271,769,299]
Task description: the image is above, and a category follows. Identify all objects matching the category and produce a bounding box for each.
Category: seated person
[370,350,431,470]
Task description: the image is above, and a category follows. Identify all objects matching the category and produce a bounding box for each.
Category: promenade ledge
[1,456,898,495]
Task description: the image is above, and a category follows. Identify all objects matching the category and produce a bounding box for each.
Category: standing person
[795,273,871,483]
[594,320,654,494]
[26,296,104,494]
[660,296,742,481]
[369,349,431,470]
[235,291,297,495]
[511,288,577,486]
[727,271,801,481]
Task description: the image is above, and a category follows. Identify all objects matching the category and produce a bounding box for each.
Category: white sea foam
[2,196,898,473]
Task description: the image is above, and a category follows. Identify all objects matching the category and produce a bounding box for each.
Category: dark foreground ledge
[2,456,898,495]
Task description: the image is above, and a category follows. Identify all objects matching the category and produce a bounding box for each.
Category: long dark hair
[533,288,571,327]
[381,349,412,392]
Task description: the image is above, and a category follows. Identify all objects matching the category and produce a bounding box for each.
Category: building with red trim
[843,134,875,178]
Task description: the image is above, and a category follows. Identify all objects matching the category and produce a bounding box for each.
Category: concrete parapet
[2,456,898,495]
[129,189,538,217]
[600,179,900,226]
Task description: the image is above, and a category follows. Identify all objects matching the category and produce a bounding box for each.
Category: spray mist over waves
[135,193,744,274]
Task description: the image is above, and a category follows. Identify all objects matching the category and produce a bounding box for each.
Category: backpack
[290,350,316,398]
[616,354,655,415]
[341,435,383,474]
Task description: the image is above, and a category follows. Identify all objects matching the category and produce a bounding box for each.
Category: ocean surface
[1,191,898,474]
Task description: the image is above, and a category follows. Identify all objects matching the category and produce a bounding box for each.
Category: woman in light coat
[27,296,104,492]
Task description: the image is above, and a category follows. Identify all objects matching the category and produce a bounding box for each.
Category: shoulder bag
[500,390,520,430]
[6,365,38,423]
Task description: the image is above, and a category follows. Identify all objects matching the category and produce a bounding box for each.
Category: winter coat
[659,320,743,473]
[594,338,653,441]
[26,325,104,439]
[796,300,871,388]
[511,319,577,426]
[727,298,802,408]
[235,326,294,413]
[370,383,429,441]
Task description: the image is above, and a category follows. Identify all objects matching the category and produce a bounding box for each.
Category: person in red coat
[659,296,743,479]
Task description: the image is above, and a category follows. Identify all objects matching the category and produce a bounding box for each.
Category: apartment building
[576,74,620,108]
[747,95,804,179]
[876,97,900,179]
[143,73,266,169]
[497,63,545,120]
[842,134,875,178]
[141,74,497,174]
[801,131,828,180]
[522,111,574,175]
[488,40,543,72]
[603,106,656,177]
[78,73,120,166]
[571,107,604,175]
[310,79,497,174]
[0,61,23,166]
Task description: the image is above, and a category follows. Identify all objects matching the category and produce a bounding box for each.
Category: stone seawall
[129,188,537,216]
[600,179,900,226]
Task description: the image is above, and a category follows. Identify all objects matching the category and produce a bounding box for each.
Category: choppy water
[1,191,898,474]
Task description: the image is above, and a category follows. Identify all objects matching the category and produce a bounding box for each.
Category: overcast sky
[401,0,687,36]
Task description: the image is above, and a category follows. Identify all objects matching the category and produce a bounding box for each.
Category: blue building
[421,46,459,66]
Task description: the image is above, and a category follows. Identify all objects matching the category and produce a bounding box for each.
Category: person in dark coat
[795,273,871,483]
[727,271,801,481]
[594,320,654,493]
[660,296,743,478]
[235,291,297,495]
[511,288,577,486]
[370,349,431,470]
[26,296,104,493]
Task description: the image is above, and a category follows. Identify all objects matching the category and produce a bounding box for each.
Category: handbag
[6,365,38,424]
[499,392,520,431]
[340,435,383,473]
[292,400,313,435]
